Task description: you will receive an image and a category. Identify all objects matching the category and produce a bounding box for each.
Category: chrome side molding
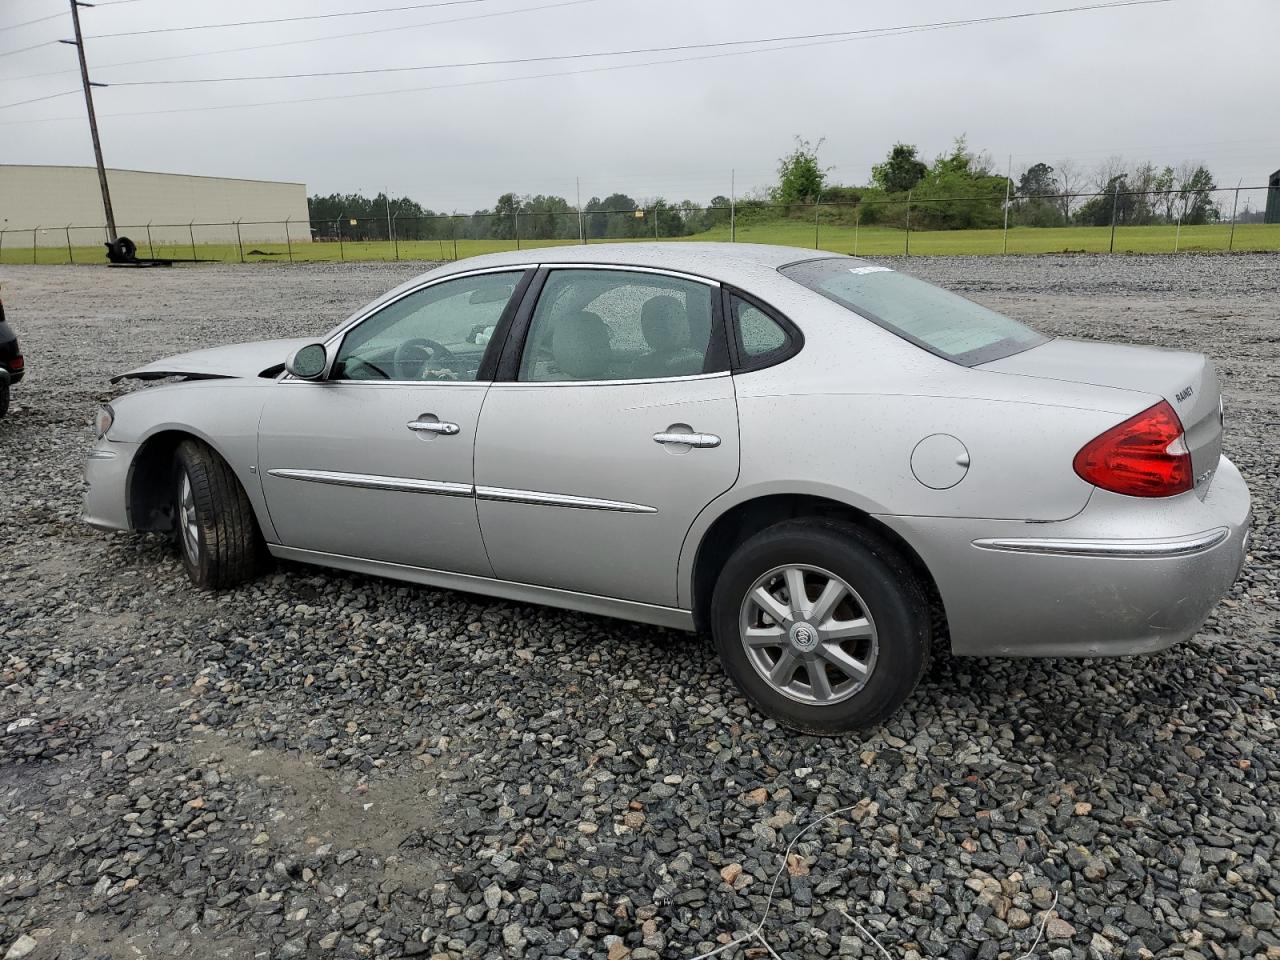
[266,470,657,514]
[475,485,657,514]
[266,469,473,498]
[972,527,1230,559]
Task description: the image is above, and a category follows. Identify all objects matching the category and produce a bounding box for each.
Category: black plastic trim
[476,267,537,381]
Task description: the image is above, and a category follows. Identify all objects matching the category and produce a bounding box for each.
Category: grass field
[3,221,1278,265]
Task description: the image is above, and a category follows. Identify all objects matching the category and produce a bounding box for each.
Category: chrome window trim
[536,262,722,287]
[476,485,657,514]
[489,370,732,389]
[267,469,473,498]
[972,527,1230,558]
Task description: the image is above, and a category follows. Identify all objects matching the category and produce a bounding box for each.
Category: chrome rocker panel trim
[267,468,472,498]
[268,544,693,630]
[972,526,1230,559]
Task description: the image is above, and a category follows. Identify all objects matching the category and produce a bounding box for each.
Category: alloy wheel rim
[179,471,200,564]
[738,564,878,706]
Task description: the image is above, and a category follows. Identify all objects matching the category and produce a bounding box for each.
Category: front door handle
[653,431,721,448]
[407,419,460,436]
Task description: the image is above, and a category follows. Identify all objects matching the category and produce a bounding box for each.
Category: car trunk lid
[980,338,1223,495]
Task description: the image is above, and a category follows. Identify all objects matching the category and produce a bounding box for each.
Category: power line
[0,12,65,32]
[0,38,57,59]
[0,0,604,77]
[0,88,81,108]
[84,0,508,39]
[123,0,1177,89]
[0,0,1182,123]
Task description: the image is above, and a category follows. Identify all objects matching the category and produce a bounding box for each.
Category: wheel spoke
[769,649,800,686]
[809,578,847,626]
[751,586,792,626]
[808,663,834,701]
[823,616,873,642]
[743,625,785,647]
[819,641,870,678]
[783,568,809,618]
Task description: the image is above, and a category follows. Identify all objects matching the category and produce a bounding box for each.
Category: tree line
[307,138,1224,241]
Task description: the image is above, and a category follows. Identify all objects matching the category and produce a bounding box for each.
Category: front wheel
[173,439,264,589]
[710,519,930,735]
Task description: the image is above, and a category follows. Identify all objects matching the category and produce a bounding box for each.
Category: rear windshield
[779,259,1046,365]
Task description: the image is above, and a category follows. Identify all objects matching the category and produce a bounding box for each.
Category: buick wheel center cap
[789,622,819,651]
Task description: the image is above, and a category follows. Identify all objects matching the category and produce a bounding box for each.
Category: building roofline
[0,163,306,188]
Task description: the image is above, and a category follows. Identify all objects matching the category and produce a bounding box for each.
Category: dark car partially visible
[0,292,24,417]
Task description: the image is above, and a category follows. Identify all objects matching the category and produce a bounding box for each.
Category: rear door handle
[653,431,721,448]
[407,419,460,436]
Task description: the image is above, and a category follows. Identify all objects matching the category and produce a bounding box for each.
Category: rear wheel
[710,519,930,734]
[0,377,9,418]
[173,439,264,588]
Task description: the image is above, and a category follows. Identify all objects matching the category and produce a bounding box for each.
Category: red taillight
[9,354,22,371]
[1073,400,1192,498]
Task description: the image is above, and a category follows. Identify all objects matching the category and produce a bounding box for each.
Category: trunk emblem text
[1175,385,1194,402]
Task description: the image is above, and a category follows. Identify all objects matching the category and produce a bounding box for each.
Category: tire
[0,378,8,418]
[710,519,930,735]
[172,438,264,589]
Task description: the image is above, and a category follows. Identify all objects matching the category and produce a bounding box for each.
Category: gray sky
[2,0,1277,211]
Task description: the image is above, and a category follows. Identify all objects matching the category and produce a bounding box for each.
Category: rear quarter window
[779,259,1046,365]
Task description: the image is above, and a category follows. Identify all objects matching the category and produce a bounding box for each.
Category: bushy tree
[871,143,927,194]
[773,136,829,205]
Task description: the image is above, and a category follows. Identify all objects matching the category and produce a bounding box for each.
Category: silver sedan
[83,244,1251,733]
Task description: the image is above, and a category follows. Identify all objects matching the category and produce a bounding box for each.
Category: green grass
[4,221,1278,265]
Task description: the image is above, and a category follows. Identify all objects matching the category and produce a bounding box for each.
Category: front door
[258,269,527,575]
[474,267,740,607]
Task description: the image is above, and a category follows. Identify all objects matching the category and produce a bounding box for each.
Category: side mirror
[285,343,328,380]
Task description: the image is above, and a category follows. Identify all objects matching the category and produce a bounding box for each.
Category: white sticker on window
[848,266,893,275]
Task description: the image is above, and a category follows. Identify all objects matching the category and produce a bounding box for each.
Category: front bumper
[83,438,138,532]
[878,455,1251,657]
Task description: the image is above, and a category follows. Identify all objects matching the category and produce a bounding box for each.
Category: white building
[0,164,311,248]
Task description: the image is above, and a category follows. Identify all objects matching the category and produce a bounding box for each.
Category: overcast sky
[2,0,1277,211]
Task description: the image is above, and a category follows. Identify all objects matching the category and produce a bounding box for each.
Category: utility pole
[64,0,116,242]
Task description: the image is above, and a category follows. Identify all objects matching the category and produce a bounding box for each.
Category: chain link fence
[3,184,1277,265]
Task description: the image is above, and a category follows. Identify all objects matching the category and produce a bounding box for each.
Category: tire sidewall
[711,521,929,735]
[173,445,210,583]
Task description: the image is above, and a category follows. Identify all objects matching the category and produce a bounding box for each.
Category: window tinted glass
[733,297,788,358]
[779,259,1045,365]
[333,271,520,381]
[519,269,719,382]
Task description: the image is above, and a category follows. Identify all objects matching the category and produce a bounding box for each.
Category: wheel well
[690,494,949,644]
[127,430,195,532]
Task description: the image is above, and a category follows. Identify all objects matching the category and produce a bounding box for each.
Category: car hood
[110,338,313,383]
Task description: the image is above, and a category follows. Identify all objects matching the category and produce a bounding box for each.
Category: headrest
[551,311,611,380]
[640,296,689,353]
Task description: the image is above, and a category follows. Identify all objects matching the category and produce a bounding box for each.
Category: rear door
[473,266,740,607]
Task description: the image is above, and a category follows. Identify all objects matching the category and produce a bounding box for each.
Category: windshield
[779,259,1046,365]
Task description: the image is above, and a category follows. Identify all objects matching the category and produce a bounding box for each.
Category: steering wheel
[393,338,454,379]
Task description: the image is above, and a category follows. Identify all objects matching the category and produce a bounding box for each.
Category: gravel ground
[0,253,1277,960]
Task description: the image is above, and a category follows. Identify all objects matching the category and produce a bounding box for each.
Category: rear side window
[779,259,1046,365]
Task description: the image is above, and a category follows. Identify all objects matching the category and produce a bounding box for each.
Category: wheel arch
[682,488,949,647]
[127,426,270,538]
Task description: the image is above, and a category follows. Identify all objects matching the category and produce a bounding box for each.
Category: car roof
[424,242,862,286]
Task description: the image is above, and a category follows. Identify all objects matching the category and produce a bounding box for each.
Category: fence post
[853,206,860,257]
[146,222,154,259]
[186,221,195,260]
[0,230,5,263]
[33,227,39,264]
[235,220,244,263]
[1108,184,1119,253]
[904,192,911,256]
[1002,170,1012,255]
[730,168,736,242]
[1174,195,1184,254]
[654,203,660,240]
[66,225,74,264]
[514,210,520,251]
[814,201,820,250]
[1227,185,1240,252]
[285,218,293,263]
[452,219,458,261]
[392,211,400,261]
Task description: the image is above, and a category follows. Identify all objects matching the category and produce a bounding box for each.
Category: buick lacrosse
[84,244,1250,733]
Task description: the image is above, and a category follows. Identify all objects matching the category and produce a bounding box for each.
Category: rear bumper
[83,438,138,532]
[877,455,1251,657]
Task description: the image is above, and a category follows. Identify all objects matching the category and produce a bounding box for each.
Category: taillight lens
[9,354,22,371]
[1073,400,1192,497]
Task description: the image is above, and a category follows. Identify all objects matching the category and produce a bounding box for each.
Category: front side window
[779,259,1046,365]
[518,269,723,382]
[333,271,522,381]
